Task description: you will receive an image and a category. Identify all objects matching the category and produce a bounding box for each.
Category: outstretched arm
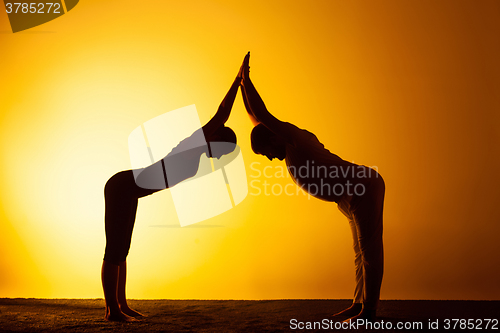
[203,75,242,138]
[240,53,293,143]
[241,80,259,126]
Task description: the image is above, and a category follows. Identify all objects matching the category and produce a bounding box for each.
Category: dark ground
[0,299,498,332]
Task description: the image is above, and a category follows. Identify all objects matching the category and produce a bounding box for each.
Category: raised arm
[239,53,293,143]
[202,74,242,139]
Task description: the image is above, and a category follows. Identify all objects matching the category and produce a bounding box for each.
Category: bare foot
[343,308,376,323]
[120,305,146,318]
[105,307,136,322]
[332,303,362,317]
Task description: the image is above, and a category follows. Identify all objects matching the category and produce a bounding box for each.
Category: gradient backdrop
[0,0,499,300]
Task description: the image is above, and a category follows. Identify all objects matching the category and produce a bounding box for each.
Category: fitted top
[135,128,208,190]
[282,122,365,203]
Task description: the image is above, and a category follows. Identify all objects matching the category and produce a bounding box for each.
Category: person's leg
[114,192,145,318]
[102,171,142,321]
[345,177,385,321]
[359,208,384,314]
[353,245,365,304]
[333,197,364,317]
[101,260,132,321]
[117,261,145,317]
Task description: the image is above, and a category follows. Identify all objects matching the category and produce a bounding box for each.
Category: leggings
[103,170,160,265]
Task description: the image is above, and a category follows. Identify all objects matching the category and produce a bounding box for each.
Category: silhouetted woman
[240,53,385,322]
[102,72,242,321]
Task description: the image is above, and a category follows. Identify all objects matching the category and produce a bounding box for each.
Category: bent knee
[104,245,129,265]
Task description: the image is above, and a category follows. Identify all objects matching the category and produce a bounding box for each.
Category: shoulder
[283,123,318,143]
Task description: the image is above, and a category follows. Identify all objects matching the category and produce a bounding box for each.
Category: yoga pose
[101,72,241,322]
[240,53,385,321]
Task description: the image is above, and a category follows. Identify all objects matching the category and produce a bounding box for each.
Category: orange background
[0,0,499,300]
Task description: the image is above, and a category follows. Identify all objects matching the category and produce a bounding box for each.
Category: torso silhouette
[283,123,374,203]
[134,128,208,190]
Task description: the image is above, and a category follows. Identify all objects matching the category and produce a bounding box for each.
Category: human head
[207,126,237,159]
[250,124,286,161]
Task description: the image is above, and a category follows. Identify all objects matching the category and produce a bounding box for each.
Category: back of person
[283,123,363,203]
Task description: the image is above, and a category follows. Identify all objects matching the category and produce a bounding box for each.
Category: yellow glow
[1,0,499,300]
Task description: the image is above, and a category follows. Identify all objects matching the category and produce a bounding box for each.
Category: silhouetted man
[240,53,385,321]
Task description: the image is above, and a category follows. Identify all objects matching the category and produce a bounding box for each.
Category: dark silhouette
[240,53,385,322]
[101,71,242,322]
